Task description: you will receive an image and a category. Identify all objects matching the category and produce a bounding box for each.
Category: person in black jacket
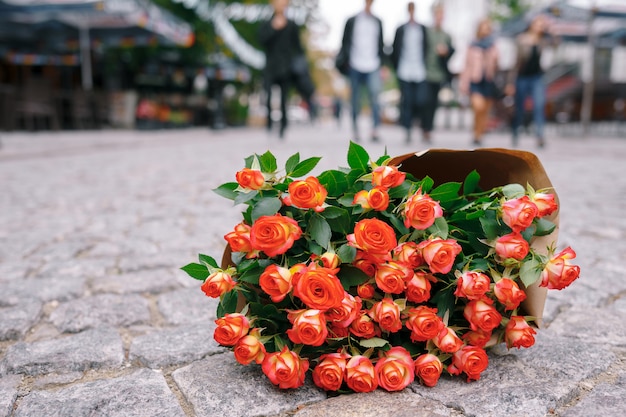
[391,1,429,144]
[336,0,385,143]
[258,0,304,139]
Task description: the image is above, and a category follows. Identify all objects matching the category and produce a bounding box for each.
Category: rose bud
[353,251,378,277]
[531,192,558,218]
[375,346,415,392]
[501,196,538,233]
[235,168,264,190]
[403,188,444,230]
[495,232,530,261]
[447,345,489,381]
[325,292,362,328]
[405,272,434,303]
[259,264,293,303]
[261,346,309,389]
[414,353,443,387]
[349,311,380,339]
[371,165,406,189]
[539,247,581,290]
[312,352,349,391]
[234,331,266,365]
[405,305,444,342]
[418,237,462,274]
[393,241,424,268]
[433,326,463,353]
[287,309,328,347]
[214,313,250,346]
[345,355,378,393]
[494,278,526,310]
[224,222,259,258]
[200,270,236,298]
[462,329,493,348]
[454,271,491,300]
[370,298,402,333]
[375,261,412,295]
[357,283,376,299]
[505,316,537,349]
[464,298,503,333]
[353,187,390,211]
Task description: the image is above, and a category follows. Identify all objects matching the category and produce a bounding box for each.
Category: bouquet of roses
[182,143,580,392]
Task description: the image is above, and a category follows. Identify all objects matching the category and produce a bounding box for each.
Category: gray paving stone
[49,293,151,333]
[91,270,181,295]
[0,276,86,307]
[1,327,123,376]
[0,299,43,341]
[129,322,223,368]
[561,373,626,416]
[14,369,186,417]
[288,390,459,417]
[172,352,326,417]
[0,375,21,417]
[157,287,218,325]
[34,258,110,279]
[546,305,626,346]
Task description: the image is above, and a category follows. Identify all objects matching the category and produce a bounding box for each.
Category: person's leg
[421,82,440,141]
[349,68,363,141]
[265,79,273,132]
[366,69,382,141]
[278,77,289,138]
[471,93,487,144]
[531,75,546,146]
[398,79,412,142]
[512,77,528,145]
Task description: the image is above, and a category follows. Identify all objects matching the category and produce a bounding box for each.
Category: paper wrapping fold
[222,148,556,328]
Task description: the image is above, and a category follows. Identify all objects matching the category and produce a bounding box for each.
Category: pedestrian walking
[422,2,454,143]
[391,1,429,144]
[258,0,306,139]
[335,0,385,143]
[458,18,499,146]
[506,15,551,148]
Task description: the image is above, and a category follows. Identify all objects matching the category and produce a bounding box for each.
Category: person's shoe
[371,135,380,143]
[512,135,519,148]
[472,138,482,147]
[537,137,545,148]
[279,125,286,140]
[405,132,412,144]
[422,131,432,144]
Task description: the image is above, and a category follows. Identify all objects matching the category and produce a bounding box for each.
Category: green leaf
[419,176,435,193]
[290,157,322,178]
[479,212,500,240]
[426,217,449,239]
[244,154,254,169]
[337,244,357,264]
[430,182,461,203]
[502,184,525,199]
[198,254,219,269]
[318,170,350,197]
[259,151,278,173]
[213,182,239,200]
[234,190,258,205]
[309,215,332,249]
[359,337,389,348]
[520,258,543,287]
[347,141,370,172]
[337,265,370,290]
[387,180,412,199]
[251,197,282,222]
[285,152,300,175]
[320,206,348,220]
[431,285,456,321]
[463,170,481,195]
[181,263,209,281]
[534,217,557,237]
[217,289,239,317]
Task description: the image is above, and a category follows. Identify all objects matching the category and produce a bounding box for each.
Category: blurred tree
[490,0,531,21]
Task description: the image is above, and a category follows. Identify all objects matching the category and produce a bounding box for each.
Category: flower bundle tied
[182,143,580,392]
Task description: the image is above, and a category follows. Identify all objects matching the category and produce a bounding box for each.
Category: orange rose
[393,242,423,268]
[353,251,378,277]
[454,271,491,301]
[370,298,402,333]
[214,313,249,346]
[462,329,492,348]
[414,353,443,387]
[403,188,444,230]
[287,176,327,211]
[353,187,390,211]
[349,311,380,339]
[418,238,462,274]
[539,247,581,290]
[347,218,397,256]
[325,292,362,328]
[464,298,503,332]
[494,278,526,310]
[447,345,489,381]
[405,272,434,303]
[235,168,265,190]
[328,323,350,339]
[433,326,463,353]
[405,306,444,342]
[250,214,302,257]
[495,232,530,261]
[531,192,558,218]
[259,264,293,303]
[293,265,344,311]
[224,223,258,258]
[261,346,309,389]
[234,331,266,365]
[505,316,537,349]
[312,352,349,391]
[313,252,340,269]
[357,283,376,299]
[374,261,411,295]
[501,196,538,233]
[287,309,328,347]
[345,355,378,393]
[200,271,236,298]
[375,346,415,392]
[371,165,406,189]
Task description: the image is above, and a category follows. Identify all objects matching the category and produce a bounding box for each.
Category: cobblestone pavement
[1,120,625,417]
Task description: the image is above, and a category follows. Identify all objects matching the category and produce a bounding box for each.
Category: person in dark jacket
[391,2,429,144]
[336,0,385,143]
[258,0,303,139]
